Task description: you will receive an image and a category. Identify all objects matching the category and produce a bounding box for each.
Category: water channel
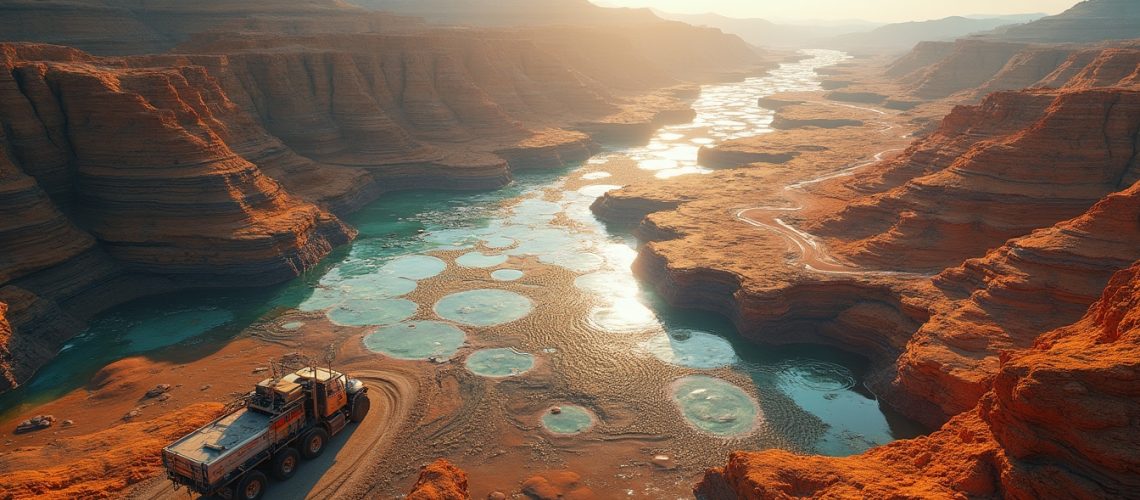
[2,49,925,495]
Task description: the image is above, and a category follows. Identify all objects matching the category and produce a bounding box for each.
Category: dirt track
[735,148,907,275]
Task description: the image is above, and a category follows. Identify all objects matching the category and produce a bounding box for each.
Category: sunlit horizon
[590,0,1080,23]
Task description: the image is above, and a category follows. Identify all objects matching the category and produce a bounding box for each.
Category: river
[3,49,925,497]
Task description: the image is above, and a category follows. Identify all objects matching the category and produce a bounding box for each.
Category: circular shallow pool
[363,321,467,360]
[465,348,535,378]
[433,289,534,327]
[641,330,738,369]
[326,298,418,327]
[541,405,595,435]
[490,269,524,281]
[671,375,760,437]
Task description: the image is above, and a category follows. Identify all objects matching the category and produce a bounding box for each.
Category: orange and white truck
[162,366,370,499]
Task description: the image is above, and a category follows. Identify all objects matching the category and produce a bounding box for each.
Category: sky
[590,0,1080,23]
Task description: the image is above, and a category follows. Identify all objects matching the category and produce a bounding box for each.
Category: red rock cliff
[812,87,1140,273]
[890,38,1140,101]
[0,44,357,392]
[696,260,1140,499]
[893,178,1140,424]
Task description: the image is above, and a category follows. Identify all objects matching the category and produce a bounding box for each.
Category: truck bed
[166,407,271,465]
[164,407,277,489]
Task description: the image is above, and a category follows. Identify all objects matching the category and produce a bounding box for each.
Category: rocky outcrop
[693,121,852,169]
[823,90,888,105]
[771,104,864,129]
[494,130,598,170]
[696,412,1004,499]
[984,261,1140,498]
[406,459,470,500]
[893,178,1140,423]
[696,260,1140,499]
[634,247,930,372]
[1039,46,1140,90]
[697,147,800,169]
[812,87,1140,273]
[971,46,1076,96]
[904,40,1031,99]
[521,471,596,499]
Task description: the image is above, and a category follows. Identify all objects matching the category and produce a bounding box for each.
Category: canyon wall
[0,0,767,393]
[890,38,1140,101]
[0,0,421,55]
[811,86,1140,274]
[0,44,357,391]
[696,260,1140,499]
[893,179,1140,423]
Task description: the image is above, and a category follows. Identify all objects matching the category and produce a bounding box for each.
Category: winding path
[735,148,906,276]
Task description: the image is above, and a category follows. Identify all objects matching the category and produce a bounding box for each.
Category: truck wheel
[350,394,371,423]
[300,428,329,459]
[236,471,268,500]
[271,447,301,481]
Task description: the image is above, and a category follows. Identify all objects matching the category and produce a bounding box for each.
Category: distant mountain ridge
[982,0,1140,43]
[347,0,659,26]
[651,10,871,49]
[652,9,1045,53]
[826,15,1033,54]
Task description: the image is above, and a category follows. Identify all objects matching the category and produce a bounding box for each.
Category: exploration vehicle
[162,363,370,499]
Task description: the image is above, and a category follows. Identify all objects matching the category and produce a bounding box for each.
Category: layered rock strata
[902,40,1032,99]
[891,39,1140,101]
[696,260,1140,499]
[3,55,355,284]
[0,46,360,391]
[893,179,1140,422]
[812,87,1140,273]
